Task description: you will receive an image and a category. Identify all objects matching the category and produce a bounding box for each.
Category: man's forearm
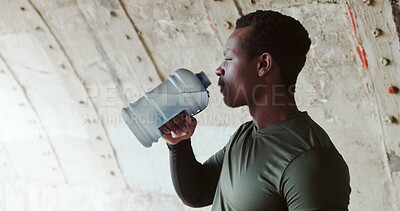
[168,139,219,207]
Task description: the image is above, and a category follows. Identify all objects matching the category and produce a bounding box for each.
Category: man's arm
[280,147,351,211]
[167,139,225,207]
[160,113,226,207]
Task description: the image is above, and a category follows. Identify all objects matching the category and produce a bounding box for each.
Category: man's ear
[257,52,273,77]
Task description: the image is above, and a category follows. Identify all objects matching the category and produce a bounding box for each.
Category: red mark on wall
[204,15,224,46]
[388,86,399,94]
[366,82,370,92]
[205,16,220,37]
[346,2,369,70]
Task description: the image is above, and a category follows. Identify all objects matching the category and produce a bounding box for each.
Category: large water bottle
[121,68,211,147]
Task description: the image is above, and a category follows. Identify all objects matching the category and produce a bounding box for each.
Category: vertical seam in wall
[0,53,68,183]
[27,0,129,189]
[118,0,165,81]
[232,0,244,17]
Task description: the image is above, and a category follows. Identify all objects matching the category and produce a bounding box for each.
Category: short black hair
[236,10,311,89]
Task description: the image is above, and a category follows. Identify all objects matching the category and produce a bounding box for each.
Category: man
[160,10,351,210]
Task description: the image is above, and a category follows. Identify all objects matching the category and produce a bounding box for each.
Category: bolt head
[384,116,397,124]
[224,21,233,29]
[363,0,372,6]
[373,28,382,37]
[380,58,390,66]
[110,11,117,17]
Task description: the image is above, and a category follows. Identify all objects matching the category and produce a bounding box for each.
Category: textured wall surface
[0,0,399,210]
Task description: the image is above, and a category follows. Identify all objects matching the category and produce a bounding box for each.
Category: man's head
[235,10,311,88]
[216,10,311,108]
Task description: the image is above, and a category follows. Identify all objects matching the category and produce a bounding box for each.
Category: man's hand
[160,112,197,145]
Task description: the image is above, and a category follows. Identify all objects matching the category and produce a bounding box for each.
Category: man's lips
[218,80,224,93]
[219,85,224,93]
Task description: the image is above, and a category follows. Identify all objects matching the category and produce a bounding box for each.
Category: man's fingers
[174,112,188,130]
[161,114,197,145]
[162,133,173,140]
[160,113,195,139]
[186,115,197,126]
[159,125,170,133]
[162,128,192,144]
[181,125,188,133]
[169,112,190,135]
[173,112,186,124]
[164,120,181,135]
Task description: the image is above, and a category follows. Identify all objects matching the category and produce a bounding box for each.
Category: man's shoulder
[280,112,336,149]
[232,120,254,137]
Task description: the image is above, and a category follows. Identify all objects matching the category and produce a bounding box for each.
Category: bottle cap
[196,71,211,89]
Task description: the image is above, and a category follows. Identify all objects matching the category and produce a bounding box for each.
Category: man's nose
[215,66,225,76]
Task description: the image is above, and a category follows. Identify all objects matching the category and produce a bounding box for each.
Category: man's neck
[249,96,300,130]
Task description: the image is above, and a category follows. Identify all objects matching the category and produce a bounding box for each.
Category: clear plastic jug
[121,68,211,147]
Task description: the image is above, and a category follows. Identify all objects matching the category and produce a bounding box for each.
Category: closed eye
[224,58,232,61]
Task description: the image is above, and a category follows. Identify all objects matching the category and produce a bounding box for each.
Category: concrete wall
[0,0,399,210]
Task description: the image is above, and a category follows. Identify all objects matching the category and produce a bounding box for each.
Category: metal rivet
[363,0,372,6]
[384,116,397,124]
[224,21,233,29]
[373,28,382,37]
[110,11,117,17]
[380,58,390,66]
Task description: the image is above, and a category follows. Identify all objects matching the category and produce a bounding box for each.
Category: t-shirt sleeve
[168,139,226,207]
[280,147,351,211]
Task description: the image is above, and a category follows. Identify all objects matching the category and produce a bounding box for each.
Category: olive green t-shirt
[168,111,351,211]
